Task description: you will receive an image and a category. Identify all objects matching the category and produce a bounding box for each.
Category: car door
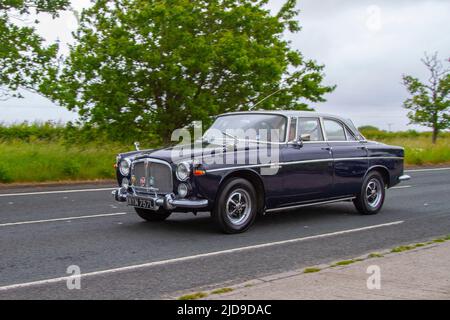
[322,118,369,197]
[278,117,333,206]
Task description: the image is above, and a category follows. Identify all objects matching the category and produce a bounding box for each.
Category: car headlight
[176,161,191,181]
[177,183,189,198]
[119,158,131,176]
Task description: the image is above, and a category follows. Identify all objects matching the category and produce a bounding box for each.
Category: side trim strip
[266,196,356,213]
[206,156,404,173]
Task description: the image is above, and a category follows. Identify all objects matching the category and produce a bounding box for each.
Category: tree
[44,0,335,143]
[0,0,69,100]
[402,53,450,144]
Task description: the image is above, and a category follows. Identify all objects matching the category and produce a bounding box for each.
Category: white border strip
[0,220,403,291]
[0,187,115,197]
[0,212,127,227]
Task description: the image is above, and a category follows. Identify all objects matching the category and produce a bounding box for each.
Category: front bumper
[112,187,209,211]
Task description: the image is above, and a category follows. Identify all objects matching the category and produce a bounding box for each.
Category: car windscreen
[205,114,287,143]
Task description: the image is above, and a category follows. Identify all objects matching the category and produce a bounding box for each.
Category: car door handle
[322,147,332,151]
[357,146,368,150]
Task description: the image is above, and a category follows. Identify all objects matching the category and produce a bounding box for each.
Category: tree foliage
[0,0,69,99]
[402,52,450,143]
[45,0,335,143]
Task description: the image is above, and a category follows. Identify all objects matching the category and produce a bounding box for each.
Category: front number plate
[127,196,157,210]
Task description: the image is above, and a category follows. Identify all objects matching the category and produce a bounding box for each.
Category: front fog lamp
[176,162,191,181]
[119,158,131,176]
[121,177,129,188]
[177,183,189,198]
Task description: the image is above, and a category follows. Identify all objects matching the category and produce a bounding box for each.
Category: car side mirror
[294,134,311,148]
[134,141,140,151]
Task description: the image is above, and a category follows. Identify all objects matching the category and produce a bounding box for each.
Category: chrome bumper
[399,175,411,182]
[112,187,208,210]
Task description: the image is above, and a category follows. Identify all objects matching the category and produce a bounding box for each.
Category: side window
[288,118,297,141]
[324,119,346,141]
[298,118,323,141]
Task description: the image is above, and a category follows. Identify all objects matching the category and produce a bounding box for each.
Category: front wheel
[353,171,385,215]
[134,207,172,222]
[212,178,258,234]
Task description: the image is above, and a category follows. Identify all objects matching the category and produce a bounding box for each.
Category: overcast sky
[1,0,449,131]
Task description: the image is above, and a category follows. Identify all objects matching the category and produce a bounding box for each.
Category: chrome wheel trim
[366,178,382,208]
[225,188,252,226]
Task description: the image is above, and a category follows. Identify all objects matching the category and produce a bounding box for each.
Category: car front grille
[131,159,173,194]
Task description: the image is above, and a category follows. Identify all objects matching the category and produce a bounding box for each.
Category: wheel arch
[364,165,391,187]
[217,169,266,214]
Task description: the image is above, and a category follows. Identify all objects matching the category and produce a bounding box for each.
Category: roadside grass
[211,287,233,295]
[0,140,129,183]
[368,253,384,258]
[303,267,321,274]
[178,292,208,300]
[369,136,450,166]
[331,259,363,267]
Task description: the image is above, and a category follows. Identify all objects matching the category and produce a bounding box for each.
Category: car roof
[218,110,354,127]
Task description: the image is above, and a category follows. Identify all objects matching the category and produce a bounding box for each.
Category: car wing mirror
[294,134,311,148]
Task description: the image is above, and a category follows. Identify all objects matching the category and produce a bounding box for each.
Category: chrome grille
[132,159,173,194]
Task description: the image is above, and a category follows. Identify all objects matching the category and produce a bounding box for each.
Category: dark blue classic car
[113,111,410,233]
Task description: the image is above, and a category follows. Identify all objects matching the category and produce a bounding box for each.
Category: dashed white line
[0,212,127,227]
[0,187,115,197]
[0,220,403,291]
[391,185,413,189]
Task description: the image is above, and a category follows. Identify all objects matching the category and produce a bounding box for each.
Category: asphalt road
[0,168,449,299]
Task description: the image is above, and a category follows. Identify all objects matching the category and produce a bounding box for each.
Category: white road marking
[405,167,450,173]
[391,185,413,189]
[0,220,403,291]
[0,187,115,197]
[0,212,127,227]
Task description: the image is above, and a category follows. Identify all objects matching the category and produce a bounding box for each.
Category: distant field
[0,123,449,183]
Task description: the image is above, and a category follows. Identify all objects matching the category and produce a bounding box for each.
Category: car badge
[140,177,146,187]
[131,175,136,185]
[149,176,155,186]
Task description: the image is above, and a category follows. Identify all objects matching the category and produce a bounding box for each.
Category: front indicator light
[193,169,206,176]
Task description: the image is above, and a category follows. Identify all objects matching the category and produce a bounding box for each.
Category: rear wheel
[134,207,172,222]
[212,178,257,234]
[353,171,385,215]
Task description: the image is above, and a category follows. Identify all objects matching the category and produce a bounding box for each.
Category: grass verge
[178,292,208,300]
[0,140,127,183]
[0,134,449,184]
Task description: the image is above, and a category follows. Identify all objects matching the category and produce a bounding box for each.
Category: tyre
[353,171,385,215]
[212,178,258,234]
[134,207,172,222]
